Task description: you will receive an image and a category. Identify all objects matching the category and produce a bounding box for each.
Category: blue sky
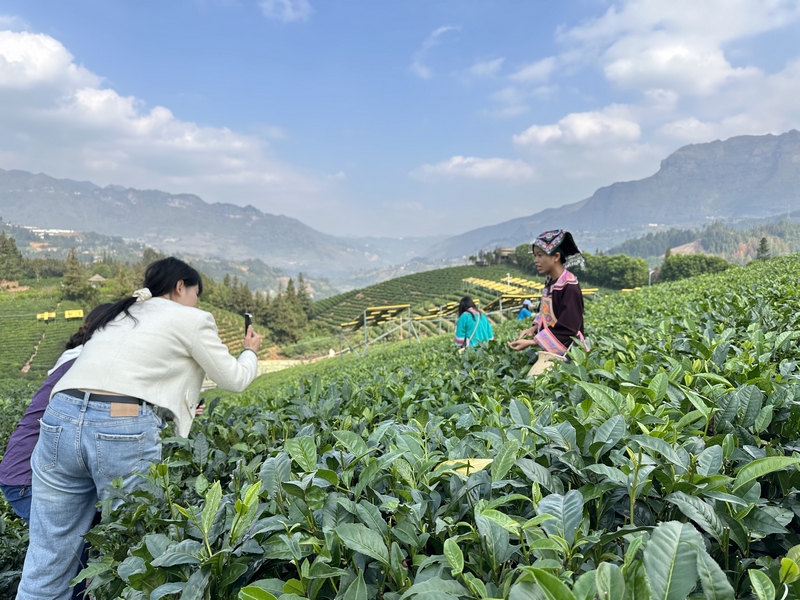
[2,1,800,237]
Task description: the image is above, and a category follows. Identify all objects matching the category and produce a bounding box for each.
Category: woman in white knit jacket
[16,257,263,600]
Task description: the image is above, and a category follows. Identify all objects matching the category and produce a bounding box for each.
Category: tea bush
[4,256,800,599]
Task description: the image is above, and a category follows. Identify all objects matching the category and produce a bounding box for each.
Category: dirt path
[22,332,45,373]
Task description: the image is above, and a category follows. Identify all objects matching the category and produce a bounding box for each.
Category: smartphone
[244,312,253,336]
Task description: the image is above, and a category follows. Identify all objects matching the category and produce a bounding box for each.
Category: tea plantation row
[4,257,800,599]
[309,265,534,331]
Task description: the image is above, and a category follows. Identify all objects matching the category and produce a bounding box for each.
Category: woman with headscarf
[508,230,585,358]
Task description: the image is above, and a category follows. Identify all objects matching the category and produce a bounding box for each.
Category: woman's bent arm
[190,312,259,391]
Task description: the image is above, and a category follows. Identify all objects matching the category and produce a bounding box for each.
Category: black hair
[65,303,114,349]
[83,257,203,339]
[458,296,478,317]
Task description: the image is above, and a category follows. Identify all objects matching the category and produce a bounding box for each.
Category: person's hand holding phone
[243,313,263,353]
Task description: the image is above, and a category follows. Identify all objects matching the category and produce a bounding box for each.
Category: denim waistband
[60,388,145,405]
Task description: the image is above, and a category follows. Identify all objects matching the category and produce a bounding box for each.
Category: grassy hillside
[310,264,539,332]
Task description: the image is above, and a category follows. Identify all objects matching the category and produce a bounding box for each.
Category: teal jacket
[455,310,494,348]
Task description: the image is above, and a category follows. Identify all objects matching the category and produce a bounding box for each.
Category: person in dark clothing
[508,230,585,356]
[0,305,110,600]
[0,305,110,522]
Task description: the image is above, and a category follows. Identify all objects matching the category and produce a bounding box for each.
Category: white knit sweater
[53,297,258,437]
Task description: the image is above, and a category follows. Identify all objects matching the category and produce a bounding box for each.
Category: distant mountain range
[427,130,800,258]
[0,169,442,277]
[4,130,800,275]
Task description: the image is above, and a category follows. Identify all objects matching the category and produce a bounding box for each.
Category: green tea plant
[4,256,800,599]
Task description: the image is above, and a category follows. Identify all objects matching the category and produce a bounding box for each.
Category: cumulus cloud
[514,110,641,147]
[259,0,313,23]
[410,25,459,80]
[411,156,537,181]
[559,0,800,97]
[465,0,800,194]
[0,28,326,219]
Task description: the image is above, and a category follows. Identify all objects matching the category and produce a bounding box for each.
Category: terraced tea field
[311,265,538,332]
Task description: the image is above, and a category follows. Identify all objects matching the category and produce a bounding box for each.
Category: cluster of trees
[0,232,67,282]
[658,253,734,282]
[203,272,314,343]
[608,228,699,258]
[2,233,316,344]
[609,221,799,264]
[582,254,650,289]
[514,244,649,289]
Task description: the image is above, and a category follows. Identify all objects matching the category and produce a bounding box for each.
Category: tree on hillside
[266,279,308,343]
[582,253,649,289]
[664,247,672,258]
[659,254,734,282]
[756,237,771,261]
[0,232,26,281]
[296,273,314,317]
[62,249,98,303]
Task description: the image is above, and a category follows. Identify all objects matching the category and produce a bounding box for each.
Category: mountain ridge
[0,168,439,276]
[427,130,800,258]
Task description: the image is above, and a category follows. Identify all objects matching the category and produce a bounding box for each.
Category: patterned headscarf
[531,229,585,270]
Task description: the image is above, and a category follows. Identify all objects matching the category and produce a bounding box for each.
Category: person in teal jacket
[455,296,494,349]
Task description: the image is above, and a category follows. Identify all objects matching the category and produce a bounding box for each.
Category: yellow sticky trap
[435,458,493,476]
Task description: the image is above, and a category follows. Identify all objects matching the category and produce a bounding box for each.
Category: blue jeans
[15,392,163,600]
[0,483,32,523]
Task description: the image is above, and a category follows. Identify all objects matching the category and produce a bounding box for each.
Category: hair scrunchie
[132,288,153,303]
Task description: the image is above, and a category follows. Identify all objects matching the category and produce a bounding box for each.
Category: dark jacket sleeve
[551,284,584,347]
[0,359,76,485]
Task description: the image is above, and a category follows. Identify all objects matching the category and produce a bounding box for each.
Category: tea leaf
[732,457,800,492]
[443,538,464,576]
[335,523,390,566]
[596,562,625,600]
[748,570,776,600]
[643,521,703,600]
[492,439,520,482]
[286,436,317,472]
[537,490,584,545]
[696,548,735,600]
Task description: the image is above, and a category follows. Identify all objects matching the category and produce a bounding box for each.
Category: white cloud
[558,0,800,97]
[510,56,557,82]
[0,15,27,30]
[0,31,99,89]
[411,156,537,181]
[410,25,459,80]
[469,57,504,78]
[467,0,800,196]
[259,0,313,23]
[0,28,327,220]
[514,110,641,147]
[602,34,761,95]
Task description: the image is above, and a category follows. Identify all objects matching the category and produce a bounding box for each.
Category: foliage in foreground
[4,256,800,599]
